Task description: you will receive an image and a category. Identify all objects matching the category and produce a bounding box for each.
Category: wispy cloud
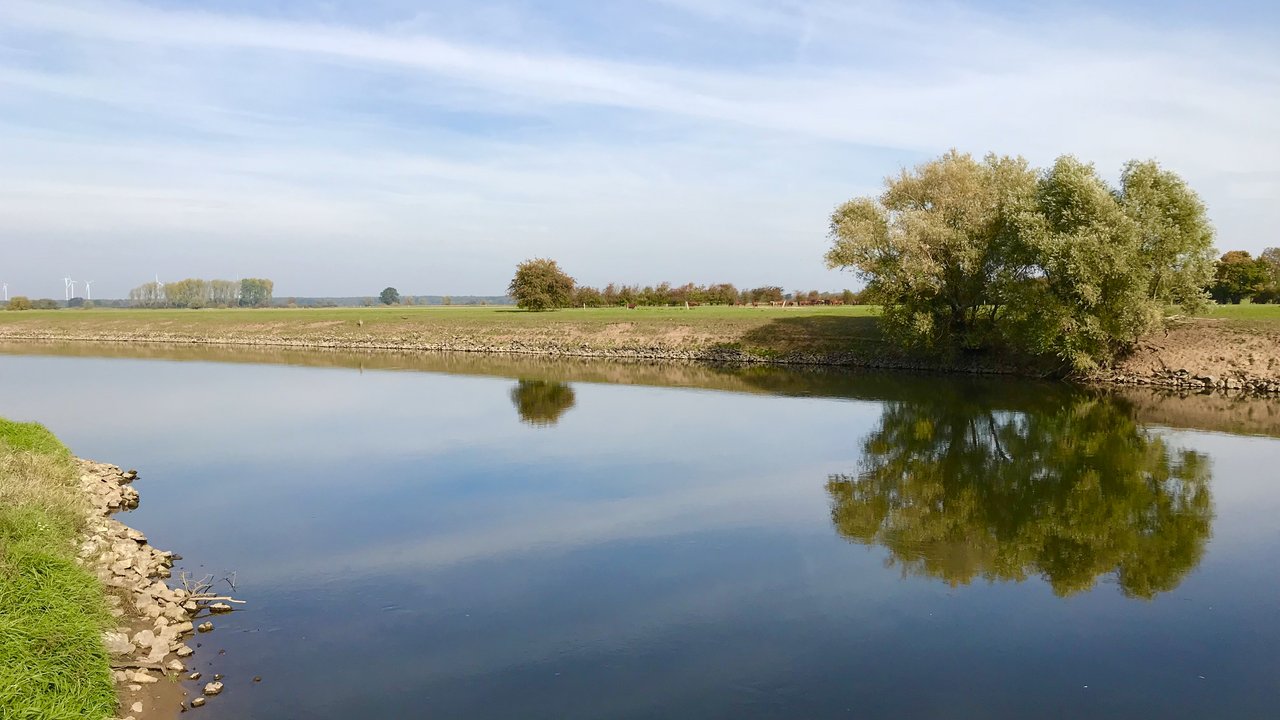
[1,0,1276,297]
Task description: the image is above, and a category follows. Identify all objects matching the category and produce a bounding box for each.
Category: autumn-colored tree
[1210,251,1269,304]
[5,296,32,311]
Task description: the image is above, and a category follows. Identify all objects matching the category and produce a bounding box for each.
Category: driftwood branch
[111,661,166,670]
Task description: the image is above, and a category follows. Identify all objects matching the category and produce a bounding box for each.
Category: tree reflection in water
[827,390,1213,598]
[510,380,577,427]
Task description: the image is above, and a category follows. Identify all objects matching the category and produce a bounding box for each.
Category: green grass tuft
[0,421,116,720]
[0,418,71,458]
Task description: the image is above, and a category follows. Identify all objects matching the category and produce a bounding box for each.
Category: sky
[1,0,1277,299]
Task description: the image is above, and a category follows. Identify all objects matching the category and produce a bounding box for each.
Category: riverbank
[0,419,227,719]
[79,459,193,720]
[0,305,1277,392]
[0,420,114,719]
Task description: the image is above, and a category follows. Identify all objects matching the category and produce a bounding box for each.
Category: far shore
[1,305,1277,393]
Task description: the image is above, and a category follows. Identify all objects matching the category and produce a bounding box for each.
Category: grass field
[0,302,1275,364]
[0,419,115,720]
[0,304,888,356]
[0,303,880,327]
[1203,303,1280,324]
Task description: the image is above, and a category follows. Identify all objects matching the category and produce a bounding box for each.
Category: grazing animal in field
[627,303,637,309]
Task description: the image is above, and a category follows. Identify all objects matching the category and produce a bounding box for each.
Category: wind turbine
[83,281,93,301]
[64,276,75,301]
[2,283,7,302]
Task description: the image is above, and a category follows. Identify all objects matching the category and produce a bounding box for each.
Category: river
[1,344,1277,719]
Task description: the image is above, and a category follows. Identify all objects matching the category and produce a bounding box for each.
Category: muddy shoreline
[78,460,231,718]
[3,327,1278,395]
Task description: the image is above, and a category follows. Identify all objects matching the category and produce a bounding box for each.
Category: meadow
[0,301,1275,369]
[0,304,887,356]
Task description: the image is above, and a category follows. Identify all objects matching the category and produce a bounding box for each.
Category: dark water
[1,346,1278,719]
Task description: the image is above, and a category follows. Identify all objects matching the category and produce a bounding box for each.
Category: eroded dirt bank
[1097,319,1280,394]
[1,313,1277,393]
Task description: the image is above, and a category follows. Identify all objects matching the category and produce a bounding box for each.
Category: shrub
[508,258,575,311]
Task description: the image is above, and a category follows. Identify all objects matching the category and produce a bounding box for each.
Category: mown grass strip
[0,419,115,720]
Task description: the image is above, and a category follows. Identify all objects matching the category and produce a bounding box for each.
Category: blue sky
[1,0,1277,298]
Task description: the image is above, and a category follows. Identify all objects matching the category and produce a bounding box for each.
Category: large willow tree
[826,151,1215,371]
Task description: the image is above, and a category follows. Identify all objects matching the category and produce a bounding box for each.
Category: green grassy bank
[0,419,115,720]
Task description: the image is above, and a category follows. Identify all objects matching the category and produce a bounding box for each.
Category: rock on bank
[75,460,195,719]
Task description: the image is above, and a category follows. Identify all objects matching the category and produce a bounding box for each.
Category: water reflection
[828,391,1213,598]
[510,379,576,427]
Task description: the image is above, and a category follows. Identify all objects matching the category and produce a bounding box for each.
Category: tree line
[507,259,863,311]
[126,278,274,308]
[1209,249,1280,304]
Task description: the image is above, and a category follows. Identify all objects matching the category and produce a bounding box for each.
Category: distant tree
[5,296,32,311]
[706,283,738,305]
[748,286,784,303]
[508,258,575,311]
[1251,248,1280,303]
[574,286,604,307]
[128,281,167,308]
[31,299,60,310]
[1209,251,1268,304]
[209,279,239,307]
[239,278,274,308]
[841,289,857,305]
[165,278,212,308]
[379,287,400,305]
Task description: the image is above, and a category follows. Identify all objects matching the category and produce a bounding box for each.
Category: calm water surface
[1,346,1278,719]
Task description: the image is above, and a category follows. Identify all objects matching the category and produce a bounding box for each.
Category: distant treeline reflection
[828,389,1213,599]
[510,380,576,427]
